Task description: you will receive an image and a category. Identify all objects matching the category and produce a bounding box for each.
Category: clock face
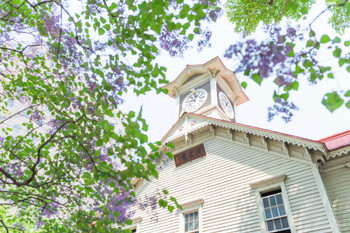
[219,92,234,119]
[182,89,208,113]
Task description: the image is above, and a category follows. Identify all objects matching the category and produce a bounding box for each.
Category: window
[184,210,199,233]
[179,198,203,233]
[261,189,290,233]
[250,174,295,233]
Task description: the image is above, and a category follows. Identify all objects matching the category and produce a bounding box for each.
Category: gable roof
[319,130,350,151]
[161,113,350,159]
[161,113,326,152]
[163,56,249,106]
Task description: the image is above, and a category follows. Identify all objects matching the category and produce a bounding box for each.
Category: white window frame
[178,198,204,233]
[250,175,296,233]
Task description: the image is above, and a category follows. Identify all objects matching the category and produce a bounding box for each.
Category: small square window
[261,190,291,233]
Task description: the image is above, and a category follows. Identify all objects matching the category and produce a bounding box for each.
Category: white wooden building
[130,57,350,233]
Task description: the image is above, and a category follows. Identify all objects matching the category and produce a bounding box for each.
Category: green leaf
[281,92,289,101]
[158,199,168,208]
[163,189,168,195]
[96,139,103,147]
[241,81,247,89]
[322,92,344,112]
[306,39,314,47]
[345,41,350,46]
[346,101,350,109]
[346,2,350,16]
[98,28,105,35]
[339,58,345,67]
[125,219,132,225]
[309,30,315,37]
[291,81,299,90]
[251,73,262,85]
[333,47,341,57]
[166,142,175,149]
[287,48,294,57]
[320,34,331,43]
[310,72,317,82]
[345,90,350,97]
[332,36,341,44]
[347,66,350,73]
[168,205,175,213]
[188,34,194,41]
[327,73,334,79]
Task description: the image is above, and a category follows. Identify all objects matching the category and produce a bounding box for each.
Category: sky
[120,1,350,144]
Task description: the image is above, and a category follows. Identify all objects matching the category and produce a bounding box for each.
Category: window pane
[278,205,286,216]
[269,196,277,206]
[272,207,279,217]
[274,219,282,230]
[189,221,193,231]
[185,223,188,231]
[263,197,270,208]
[267,220,274,231]
[281,217,289,228]
[194,211,198,220]
[185,215,189,223]
[194,220,199,229]
[265,208,272,219]
[189,213,193,221]
[276,194,283,205]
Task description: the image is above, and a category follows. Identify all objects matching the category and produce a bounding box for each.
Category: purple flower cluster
[268,98,299,122]
[224,24,301,83]
[29,110,44,126]
[159,25,190,57]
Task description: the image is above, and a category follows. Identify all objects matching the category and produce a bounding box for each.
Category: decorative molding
[185,133,193,145]
[209,125,215,137]
[326,146,350,159]
[249,174,287,190]
[261,137,268,152]
[244,132,250,146]
[179,198,204,210]
[163,117,325,154]
[227,128,233,140]
[132,217,142,224]
[282,142,290,158]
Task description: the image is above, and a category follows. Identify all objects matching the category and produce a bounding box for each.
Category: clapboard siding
[322,167,350,233]
[133,138,333,232]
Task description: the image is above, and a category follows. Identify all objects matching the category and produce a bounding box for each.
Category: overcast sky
[120,1,350,144]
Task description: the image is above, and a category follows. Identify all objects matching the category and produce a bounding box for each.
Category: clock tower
[164,57,249,122]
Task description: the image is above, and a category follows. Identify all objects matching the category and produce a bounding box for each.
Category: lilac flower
[42,201,59,218]
[13,223,25,231]
[29,110,43,126]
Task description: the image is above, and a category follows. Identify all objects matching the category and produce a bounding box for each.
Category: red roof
[319,130,350,151]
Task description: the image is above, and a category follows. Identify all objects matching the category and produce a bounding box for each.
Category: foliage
[224,0,350,121]
[225,0,315,35]
[0,0,220,232]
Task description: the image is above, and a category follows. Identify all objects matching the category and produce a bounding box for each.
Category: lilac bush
[0,0,221,232]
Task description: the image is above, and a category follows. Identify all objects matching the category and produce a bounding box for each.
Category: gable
[161,113,325,161]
